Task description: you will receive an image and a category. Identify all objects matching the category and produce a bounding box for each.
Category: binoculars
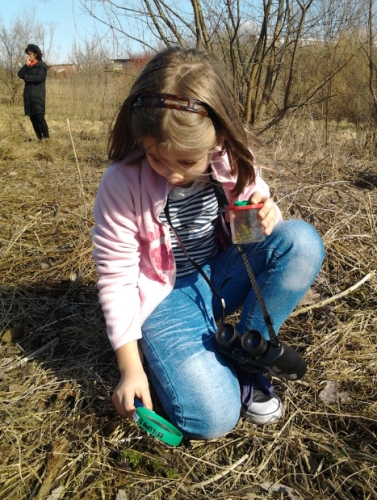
[215,323,307,381]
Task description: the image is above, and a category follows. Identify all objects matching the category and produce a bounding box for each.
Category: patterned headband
[133,92,209,117]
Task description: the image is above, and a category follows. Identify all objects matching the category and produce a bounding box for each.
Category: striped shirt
[160,180,219,277]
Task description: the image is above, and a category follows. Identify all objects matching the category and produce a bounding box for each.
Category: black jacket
[18,60,48,116]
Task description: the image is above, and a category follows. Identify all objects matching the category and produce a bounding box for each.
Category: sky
[0,0,106,63]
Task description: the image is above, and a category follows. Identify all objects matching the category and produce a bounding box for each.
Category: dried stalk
[290,270,375,317]
[66,118,87,219]
[4,338,59,373]
[190,454,249,489]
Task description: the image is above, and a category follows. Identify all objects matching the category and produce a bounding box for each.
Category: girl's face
[141,137,214,187]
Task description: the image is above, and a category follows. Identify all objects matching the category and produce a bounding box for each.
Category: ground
[0,109,376,499]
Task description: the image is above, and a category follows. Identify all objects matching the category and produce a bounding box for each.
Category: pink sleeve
[92,165,143,350]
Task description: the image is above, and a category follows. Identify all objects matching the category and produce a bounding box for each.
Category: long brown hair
[108,47,257,196]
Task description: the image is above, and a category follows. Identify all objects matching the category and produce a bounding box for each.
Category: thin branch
[79,3,157,52]
[4,338,59,372]
[151,0,186,46]
[290,271,375,317]
[144,0,170,46]
[66,118,87,220]
[190,454,249,489]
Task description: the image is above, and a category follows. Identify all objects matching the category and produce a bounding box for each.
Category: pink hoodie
[92,148,282,350]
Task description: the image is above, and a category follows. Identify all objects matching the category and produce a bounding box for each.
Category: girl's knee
[177,398,241,439]
[276,220,325,263]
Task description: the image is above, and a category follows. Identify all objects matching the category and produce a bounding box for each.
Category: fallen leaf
[8,384,25,393]
[46,486,65,500]
[319,381,351,404]
[1,326,25,343]
[260,482,299,500]
[116,490,128,500]
[1,330,13,343]
[0,358,14,367]
[299,288,321,306]
[23,362,36,377]
[6,345,21,354]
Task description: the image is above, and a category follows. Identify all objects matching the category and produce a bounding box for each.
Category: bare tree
[363,0,377,148]
[69,37,109,71]
[78,0,369,128]
[0,8,56,105]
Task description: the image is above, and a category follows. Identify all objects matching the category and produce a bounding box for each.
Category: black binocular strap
[164,200,227,324]
[236,244,279,346]
[163,185,279,346]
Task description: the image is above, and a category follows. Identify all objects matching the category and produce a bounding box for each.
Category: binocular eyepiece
[215,323,307,381]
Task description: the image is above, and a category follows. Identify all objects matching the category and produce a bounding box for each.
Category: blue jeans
[140,220,325,439]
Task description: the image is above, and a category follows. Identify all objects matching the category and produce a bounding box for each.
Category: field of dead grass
[0,101,376,499]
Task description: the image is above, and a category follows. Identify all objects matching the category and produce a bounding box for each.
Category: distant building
[48,57,150,76]
[107,57,150,72]
[49,64,76,78]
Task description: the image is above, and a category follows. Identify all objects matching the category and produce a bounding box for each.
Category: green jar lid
[234,200,249,206]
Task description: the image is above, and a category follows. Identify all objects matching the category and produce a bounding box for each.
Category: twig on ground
[190,453,249,490]
[4,338,59,372]
[290,270,375,317]
[66,118,87,219]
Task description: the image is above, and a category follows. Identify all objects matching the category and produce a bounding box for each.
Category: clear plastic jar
[226,201,265,244]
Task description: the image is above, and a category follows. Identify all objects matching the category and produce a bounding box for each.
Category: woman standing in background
[18,44,49,140]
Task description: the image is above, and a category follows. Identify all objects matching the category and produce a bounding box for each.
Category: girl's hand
[112,340,153,418]
[26,56,31,66]
[250,192,277,236]
[112,367,152,418]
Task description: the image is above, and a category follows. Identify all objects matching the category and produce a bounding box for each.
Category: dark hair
[108,47,258,196]
[25,44,42,60]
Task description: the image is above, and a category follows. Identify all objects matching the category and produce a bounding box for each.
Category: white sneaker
[239,371,282,425]
[241,389,282,425]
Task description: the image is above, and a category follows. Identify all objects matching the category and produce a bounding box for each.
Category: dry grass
[0,100,376,500]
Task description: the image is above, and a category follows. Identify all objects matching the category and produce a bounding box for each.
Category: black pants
[29,114,49,139]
